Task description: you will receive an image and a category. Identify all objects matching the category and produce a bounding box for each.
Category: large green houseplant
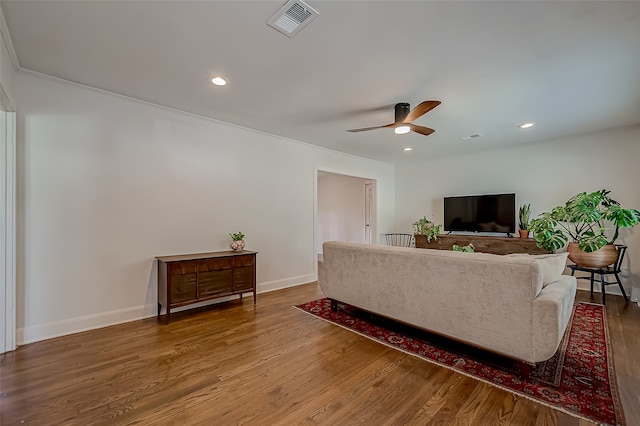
[529,190,639,267]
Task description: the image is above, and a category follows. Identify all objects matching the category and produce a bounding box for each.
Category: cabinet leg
[158,303,170,324]
[253,290,257,304]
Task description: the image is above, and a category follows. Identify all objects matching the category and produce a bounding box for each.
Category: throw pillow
[531,253,569,287]
[506,252,569,287]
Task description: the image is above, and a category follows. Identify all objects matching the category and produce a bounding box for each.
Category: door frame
[0,87,16,354]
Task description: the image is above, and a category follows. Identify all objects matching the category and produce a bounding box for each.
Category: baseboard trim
[17,305,155,346]
[16,274,317,346]
[576,280,628,297]
[258,273,316,293]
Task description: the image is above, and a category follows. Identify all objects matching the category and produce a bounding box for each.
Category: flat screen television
[444,193,516,233]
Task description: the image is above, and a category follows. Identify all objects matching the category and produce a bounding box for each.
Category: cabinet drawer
[199,257,233,272]
[168,261,197,276]
[469,238,506,254]
[233,267,254,291]
[198,269,233,297]
[170,273,197,304]
[234,254,255,268]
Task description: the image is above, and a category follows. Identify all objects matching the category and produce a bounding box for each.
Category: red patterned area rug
[295,299,625,426]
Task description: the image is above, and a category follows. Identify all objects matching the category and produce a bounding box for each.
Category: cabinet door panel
[168,261,197,304]
[233,267,254,291]
[170,273,197,303]
[199,269,233,297]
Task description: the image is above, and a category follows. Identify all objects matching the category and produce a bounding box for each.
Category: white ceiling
[3,1,640,164]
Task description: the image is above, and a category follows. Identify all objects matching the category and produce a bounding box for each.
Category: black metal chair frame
[385,233,413,247]
[567,244,629,305]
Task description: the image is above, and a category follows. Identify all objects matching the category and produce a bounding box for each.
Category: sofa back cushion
[507,252,569,287]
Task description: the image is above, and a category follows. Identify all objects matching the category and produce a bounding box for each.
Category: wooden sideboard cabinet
[156,250,257,324]
[415,234,549,255]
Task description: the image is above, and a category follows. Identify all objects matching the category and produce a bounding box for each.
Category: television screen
[444,193,516,233]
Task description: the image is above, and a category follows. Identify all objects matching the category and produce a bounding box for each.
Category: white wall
[396,125,640,294]
[15,71,395,344]
[317,172,367,252]
[0,12,16,106]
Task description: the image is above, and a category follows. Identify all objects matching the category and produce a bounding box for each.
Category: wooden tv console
[156,250,257,324]
[415,234,549,255]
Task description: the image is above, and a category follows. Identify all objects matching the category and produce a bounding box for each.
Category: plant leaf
[605,206,640,228]
[533,228,567,251]
[578,234,608,252]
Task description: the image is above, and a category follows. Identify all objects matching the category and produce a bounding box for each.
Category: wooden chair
[385,233,413,247]
[567,244,629,305]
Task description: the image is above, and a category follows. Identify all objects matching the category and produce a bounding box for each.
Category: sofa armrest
[532,275,577,361]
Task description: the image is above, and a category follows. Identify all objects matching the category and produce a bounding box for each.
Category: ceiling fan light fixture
[346,100,439,136]
[518,122,534,129]
[395,125,411,135]
[211,77,227,86]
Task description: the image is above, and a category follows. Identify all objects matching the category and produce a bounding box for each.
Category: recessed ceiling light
[402,147,412,151]
[395,125,411,135]
[211,77,227,86]
[518,122,534,129]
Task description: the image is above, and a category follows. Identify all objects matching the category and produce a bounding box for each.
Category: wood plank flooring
[1,283,638,425]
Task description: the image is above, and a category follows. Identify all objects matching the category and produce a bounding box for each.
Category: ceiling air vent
[459,133,484,140]
[267,0,319,38]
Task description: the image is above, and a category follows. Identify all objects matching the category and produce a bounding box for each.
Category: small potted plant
[530,190,639,267]
[518,203,531,238]
[412,216,441,248]
[452,243,475,253]
[229,231,245,251]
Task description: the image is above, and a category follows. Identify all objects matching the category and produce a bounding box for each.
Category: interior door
[365,182,373,244]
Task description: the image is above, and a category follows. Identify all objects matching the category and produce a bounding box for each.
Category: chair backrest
[385,233,413,247]
[613,244,627,272]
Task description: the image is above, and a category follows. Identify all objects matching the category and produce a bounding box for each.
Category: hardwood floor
[1,283,638,425]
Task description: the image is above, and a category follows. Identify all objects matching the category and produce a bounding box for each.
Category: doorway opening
[316,170,377,258]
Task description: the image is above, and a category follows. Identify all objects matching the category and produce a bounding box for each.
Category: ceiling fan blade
[410,124,435,136]
[403,100,441,123]
[346,123,396,132]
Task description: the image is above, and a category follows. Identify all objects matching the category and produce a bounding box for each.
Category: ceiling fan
[347,100,441,136]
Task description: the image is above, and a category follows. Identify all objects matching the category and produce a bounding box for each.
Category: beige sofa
[318,241,577,364]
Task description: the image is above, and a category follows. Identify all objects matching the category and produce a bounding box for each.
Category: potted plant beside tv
[413,216,441,248]
[518,203,531,238]
[529,190,639,268]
